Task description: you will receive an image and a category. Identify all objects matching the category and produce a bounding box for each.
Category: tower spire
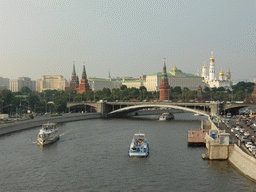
[72,61,76,75]
[82,62,87,78]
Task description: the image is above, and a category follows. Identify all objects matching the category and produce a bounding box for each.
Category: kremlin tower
[159,58,170,101]
[76,64,92,94]
[65,62,91,94]
[69,62,79,89]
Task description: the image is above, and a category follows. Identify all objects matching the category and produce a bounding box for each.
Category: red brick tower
[251,85,256,103]
[76,64,92,94]
[196,85,204,101]
[159,58,170,101]
[69,62,78,89]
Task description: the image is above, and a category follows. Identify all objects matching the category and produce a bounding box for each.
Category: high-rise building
[10,77,36,92]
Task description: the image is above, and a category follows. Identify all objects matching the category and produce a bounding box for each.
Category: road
[216,116,256,157]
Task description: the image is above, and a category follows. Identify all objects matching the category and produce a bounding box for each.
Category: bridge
[67,101,222,117]
[67,101,256,118]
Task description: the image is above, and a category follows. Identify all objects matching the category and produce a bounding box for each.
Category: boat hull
[37,136,59,146]
[128,144,149,157]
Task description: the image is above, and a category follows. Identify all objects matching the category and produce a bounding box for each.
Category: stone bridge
[67,101,222,117]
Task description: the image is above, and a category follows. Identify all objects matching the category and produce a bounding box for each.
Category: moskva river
[1,113,256,191]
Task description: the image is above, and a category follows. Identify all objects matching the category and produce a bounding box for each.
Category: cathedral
[65,62,92,94]
[201,52,232,89]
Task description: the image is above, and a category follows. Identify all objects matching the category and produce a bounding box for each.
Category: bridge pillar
[210,103,218,116]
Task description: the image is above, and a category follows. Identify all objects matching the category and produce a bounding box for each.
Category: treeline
[0,81,254,115]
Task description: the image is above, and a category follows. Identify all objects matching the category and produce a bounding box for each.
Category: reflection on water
[0,113,256,191]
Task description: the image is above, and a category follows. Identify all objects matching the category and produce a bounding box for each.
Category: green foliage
[20,86,32,94]
[120,85,127,90]
[54,99,67,114]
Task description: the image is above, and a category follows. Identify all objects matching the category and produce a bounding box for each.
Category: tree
[173,86,182,94]
[120,85,127,90]
[54,99,67,113]
[140,86,147,91]
[20,86,32,94]
[204,87,210,92]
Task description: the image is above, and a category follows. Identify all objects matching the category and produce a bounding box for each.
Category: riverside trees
[0,81,255,115]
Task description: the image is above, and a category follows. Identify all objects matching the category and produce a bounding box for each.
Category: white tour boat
[159,112,174,121]
[37,122,59,145]
[128,133,149,157]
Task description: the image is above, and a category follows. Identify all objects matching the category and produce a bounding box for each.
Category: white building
[10,77,36,92]
[36,75,68,92]
[88,77,122,91]
[145,65,204,92]
[201,52,232,89]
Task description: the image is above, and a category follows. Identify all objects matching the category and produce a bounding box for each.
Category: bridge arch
[106,104,210,118]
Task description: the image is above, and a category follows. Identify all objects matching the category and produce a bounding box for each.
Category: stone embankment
[0,113,102,136]
[229,143,256,181]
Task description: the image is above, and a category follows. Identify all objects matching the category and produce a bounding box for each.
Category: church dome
[210,52,214,62]
[203,63,207,69]
[219,69,224,76]
[172,65,178,70]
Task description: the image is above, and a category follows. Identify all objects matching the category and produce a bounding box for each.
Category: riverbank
[0,113,102,136]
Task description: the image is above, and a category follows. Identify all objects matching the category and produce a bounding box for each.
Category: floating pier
[187,129,206,146]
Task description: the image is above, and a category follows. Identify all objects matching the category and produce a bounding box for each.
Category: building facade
[88,78,122,91]
[36,75,68,92]
[145,66,204,92]
[201,52,233,89]
[0,77,10,90]
[10,77,36,92]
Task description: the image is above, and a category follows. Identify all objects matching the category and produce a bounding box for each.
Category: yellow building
[36,75,68,92]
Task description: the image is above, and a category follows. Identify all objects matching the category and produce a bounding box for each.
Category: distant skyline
[0,0,255,83]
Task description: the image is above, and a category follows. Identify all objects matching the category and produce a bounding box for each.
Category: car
[251,149,256,156]
[244,131,250,137]
[245,142,253,148]
[241,136,248,142]
[240,128,246,133]
[249,146,256,152]
[231,128,236,132]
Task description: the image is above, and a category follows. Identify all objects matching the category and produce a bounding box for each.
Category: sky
[0,0,255,83]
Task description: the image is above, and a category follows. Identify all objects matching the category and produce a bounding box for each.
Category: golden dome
[203,63,207,69]
[219,69,224,76]
[172,65,177,70]
[210,52,214,62]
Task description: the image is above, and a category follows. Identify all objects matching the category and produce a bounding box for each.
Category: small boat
[194,113,204,116]
[128,133,149,157]
[37,122,59,145]
[159,112,174,121]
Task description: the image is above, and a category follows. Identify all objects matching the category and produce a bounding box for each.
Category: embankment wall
[0,113,102,136]
[228,144,256,182]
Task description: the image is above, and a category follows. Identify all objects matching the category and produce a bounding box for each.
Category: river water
[1,113,256,191]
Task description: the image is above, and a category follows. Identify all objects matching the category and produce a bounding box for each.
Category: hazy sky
[0,0,255,82]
